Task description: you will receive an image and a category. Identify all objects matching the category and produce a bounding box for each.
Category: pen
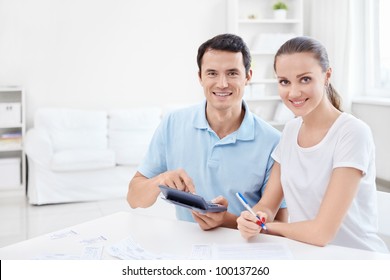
[235,192,267,230]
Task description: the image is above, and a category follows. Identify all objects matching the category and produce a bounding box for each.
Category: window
[379,0,390,91]
[367,0,390,97]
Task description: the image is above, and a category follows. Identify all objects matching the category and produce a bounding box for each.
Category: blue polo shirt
[138,100,283,222]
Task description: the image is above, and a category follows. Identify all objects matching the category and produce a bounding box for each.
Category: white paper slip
[107,235,182,260]
[80,246,104,260]
[191,242,293,260]
[191,244,213,260]
[79,235,107,245]
[34,253,80,260]
[47,229,78,240]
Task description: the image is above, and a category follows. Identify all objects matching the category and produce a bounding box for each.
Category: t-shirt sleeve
[333,119,374,176]
[137,115,169,178]
[271,142,281,164]
[271,119,293,164]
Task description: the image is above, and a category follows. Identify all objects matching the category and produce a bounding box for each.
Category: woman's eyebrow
[296,72,312,78]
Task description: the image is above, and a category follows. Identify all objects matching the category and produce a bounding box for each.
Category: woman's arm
[267,167,362,246]
[237,163,286,239]
[252,162,286,222]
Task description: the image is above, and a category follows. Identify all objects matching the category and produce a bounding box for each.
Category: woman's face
[275,52,330,117]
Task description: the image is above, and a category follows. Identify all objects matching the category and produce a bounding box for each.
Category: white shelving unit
[227,0,303,129]
[0,86,26,194]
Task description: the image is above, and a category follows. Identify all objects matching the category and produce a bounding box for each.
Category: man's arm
[127,169,196,208]
[127,172,161,208]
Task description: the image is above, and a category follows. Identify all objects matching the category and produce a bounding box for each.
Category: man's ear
[245,69,253,85]
[198,71,203,84]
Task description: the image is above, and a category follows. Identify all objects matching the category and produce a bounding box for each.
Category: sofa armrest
[25,128,54,167]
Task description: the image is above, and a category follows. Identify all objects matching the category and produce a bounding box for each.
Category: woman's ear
[326,67,332,79]
[325,68,332,86]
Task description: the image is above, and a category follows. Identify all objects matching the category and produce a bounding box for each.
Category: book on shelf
[0,132,22,149]
[0,132,22,139]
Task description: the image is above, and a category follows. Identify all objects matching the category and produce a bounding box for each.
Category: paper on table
[34,253,80,260]
[47,229,78,240]
[191,243,293,260]
[191,244,213,259]
[107,235,182,260]
[33,246,103,260]
[80,246,104,260]
[79,235,107,245]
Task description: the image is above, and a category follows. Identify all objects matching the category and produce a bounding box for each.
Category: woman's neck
[298,98,342,148]
[301,97,341,129]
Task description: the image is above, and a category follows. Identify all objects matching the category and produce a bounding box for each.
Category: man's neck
[206,104,245,139]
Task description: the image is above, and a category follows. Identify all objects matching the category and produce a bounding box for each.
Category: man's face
[199,49,251,113]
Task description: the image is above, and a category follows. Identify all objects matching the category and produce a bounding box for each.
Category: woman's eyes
[279,80,289,86]
[279,77,311,85]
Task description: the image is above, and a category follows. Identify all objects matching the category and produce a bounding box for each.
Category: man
[127,33,287,230]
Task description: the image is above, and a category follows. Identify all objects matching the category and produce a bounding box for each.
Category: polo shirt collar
[193,100,255,141]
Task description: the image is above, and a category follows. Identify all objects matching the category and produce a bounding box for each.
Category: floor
[0,194,176,248]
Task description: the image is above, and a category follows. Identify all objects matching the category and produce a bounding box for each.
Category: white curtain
[306,0,378,112]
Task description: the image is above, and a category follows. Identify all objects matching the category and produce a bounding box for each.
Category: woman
[237,36,388,253]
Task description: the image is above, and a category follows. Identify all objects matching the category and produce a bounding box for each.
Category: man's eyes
[206,71,239,77]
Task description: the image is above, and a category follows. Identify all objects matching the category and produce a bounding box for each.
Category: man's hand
[191,196,229,230]
[157,168,195,193]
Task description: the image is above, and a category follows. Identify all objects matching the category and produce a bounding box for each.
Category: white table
[1,211,389,260]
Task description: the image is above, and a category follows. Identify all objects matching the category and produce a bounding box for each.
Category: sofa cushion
[35,109,108,152]
[108,108,161,165]
[51,149,116,172]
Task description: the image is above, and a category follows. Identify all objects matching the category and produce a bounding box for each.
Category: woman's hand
[237,210,268,239]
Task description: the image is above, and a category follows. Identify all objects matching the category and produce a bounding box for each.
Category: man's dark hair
[197,33,251,76]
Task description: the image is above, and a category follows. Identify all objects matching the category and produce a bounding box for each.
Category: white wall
[352,101,390,182]
[0,0,227,127]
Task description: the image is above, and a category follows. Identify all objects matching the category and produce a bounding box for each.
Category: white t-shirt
[272,112,388,253]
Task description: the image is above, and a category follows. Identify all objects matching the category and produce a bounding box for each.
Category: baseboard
[376,178,390,193]
[0,188,24,198]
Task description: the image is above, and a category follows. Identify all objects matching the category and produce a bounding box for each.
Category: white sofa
[25,107,161,205]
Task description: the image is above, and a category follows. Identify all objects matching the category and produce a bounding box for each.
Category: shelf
[0,86,23,92]
[0,147,23,152]
[239,19,302,24]
[250,79,277,84]
[245,96,280,101]
[228,0,302,131]
[251,51,276,55]
[0,123,23,128]
[0,87,25,193]
[268,120,286,126]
